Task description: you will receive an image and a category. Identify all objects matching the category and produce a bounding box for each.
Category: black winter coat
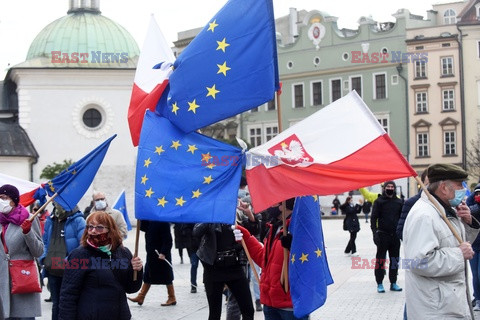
[143,220,173,284]
[371,193,403,235]
[340,203,361,233]
[59,245,142,320]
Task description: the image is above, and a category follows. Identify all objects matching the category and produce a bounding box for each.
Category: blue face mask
[449,188,466,207]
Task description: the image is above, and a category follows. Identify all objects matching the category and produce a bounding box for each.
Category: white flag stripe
[134,15,175,92]
[247,91,385,168]
[0,172,39,194]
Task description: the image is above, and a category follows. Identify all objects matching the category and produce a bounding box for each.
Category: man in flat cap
[403,163,479,319]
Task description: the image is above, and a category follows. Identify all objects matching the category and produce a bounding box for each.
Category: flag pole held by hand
[133,220,141,281]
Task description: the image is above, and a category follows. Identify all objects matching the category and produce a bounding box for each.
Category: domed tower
[4,0,142,210]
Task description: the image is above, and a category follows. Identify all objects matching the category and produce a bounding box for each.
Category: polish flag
[128,16,175,146]
[0,173,40,207]
[245,91,416,212]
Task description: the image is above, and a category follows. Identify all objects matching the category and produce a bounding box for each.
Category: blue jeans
[263,305,309,320]
[248,262,261,300]
[470,251,480,301]
[189,251,199,287]
[48,273,63,320]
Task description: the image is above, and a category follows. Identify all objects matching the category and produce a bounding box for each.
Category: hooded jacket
[371,181,403,235]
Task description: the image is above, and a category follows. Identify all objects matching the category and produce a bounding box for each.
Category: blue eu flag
[44,135,116,211]
[113,190,132,231]
[135,111,244,224]
[289,196,334,318]
[158,0,279,133]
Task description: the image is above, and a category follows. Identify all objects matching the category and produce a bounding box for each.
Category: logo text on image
[351,51,428,64]
[51,51,129,63]
[351,257,428,270]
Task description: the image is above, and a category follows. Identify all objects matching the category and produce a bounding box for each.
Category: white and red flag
[246,91,416,212]
[127,16,175,146]
[0,173,40,207]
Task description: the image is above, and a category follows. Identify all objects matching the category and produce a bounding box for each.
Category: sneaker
[191,285,197,293]
[377,284,385,293]
[390,283,403,292]
[44,296,52,302]
[255,299,263,312]
[474,301,480,311]
[351,252,359,257]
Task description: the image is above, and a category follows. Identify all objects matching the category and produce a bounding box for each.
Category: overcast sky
[0,0,443,77]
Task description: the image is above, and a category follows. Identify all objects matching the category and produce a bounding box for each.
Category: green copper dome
[23,1,139,68]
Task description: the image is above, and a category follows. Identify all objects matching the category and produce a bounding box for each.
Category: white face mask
[95,200,107,210]
[0,199,13,214]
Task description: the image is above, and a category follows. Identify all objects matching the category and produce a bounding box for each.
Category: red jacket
[243,221,292,309]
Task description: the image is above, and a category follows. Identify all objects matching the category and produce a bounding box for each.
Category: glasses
[87,225,108,232]
[94,198,105,201]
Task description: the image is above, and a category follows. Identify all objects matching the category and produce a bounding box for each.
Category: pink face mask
[475,195,480,204]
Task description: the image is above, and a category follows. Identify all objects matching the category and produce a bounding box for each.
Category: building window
[350,76,362,97]
[417,133,429,157]
[293,84,304,108]
[374,73,386,99]
[331,79,342,102]
[266,99,275,111]
[443,9,456,24]
[442,89,455,111]
[265,125,278,142]
[82,107,102,128]
[249,127,262,147]
[441,57,454,76]
[311,81,322,106]
[391,75,399,85]
[444,131,456,155]
[416,92,428,113]
[415,60,427,78]
[376,115,389,134]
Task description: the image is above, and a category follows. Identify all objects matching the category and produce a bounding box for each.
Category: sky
[0,0,443,78]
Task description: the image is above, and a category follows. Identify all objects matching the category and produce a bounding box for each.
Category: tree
[39,159,73,180]
[466,137,480,181]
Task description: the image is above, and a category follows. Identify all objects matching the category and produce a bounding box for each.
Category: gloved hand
[21,219,32,234]
[233,225,251,242]
[373,232,380,246]
[233,229,243,242]
[280,233,293,250]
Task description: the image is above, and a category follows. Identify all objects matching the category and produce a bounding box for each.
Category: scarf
[87,233,112,258]
[0,205,29,227]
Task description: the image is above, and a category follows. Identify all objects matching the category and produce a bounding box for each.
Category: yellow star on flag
[157,197,168,207]
[141,174,148,185]
[175,196,186,206]
[203,175,213,184]
[201,153,213,163]
[313,195,318,202]
[315,248,322,257]
[206,163,216,170]
[144,158,152,168]
[217,61,231,76]
[281,142,288,148]
[171,140,181,150]
[145,187,154,198]
[171,102,179,115]
[188,100,200,113]
[207,19,218,32]
[206,85,220,99]
[187,145,198,154]
[216,38,230,52]
[192,189,202,198]
[155,146,165,155]
[299,253,309,263]
[291,253,296,264]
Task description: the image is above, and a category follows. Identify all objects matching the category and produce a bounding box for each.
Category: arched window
[443,9,456,24]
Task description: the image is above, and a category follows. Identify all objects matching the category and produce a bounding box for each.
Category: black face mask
[385,189,394,196]
[267,206,281,221]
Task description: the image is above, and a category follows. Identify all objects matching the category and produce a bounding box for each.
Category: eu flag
[158,0,279,133]
[135,111,244,224]
[113,190,132,231]
[289,196,333,318]
[44,135,116,211]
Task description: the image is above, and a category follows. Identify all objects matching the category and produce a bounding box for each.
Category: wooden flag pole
[133,220,141,281]
[28,193,58,222]
[240,238,261,285]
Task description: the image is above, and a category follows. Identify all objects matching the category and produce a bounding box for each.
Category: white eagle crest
[273,140,310,163]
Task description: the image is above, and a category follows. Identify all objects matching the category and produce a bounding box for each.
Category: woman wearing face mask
[0,184,44,319]
[340,196,361,256]
[59,211,143,320]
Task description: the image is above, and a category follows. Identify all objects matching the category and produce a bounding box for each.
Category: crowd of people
[1,161,480,319]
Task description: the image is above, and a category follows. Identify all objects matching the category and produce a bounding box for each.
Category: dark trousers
[48,273,63,320]
[204,273,254,320]
[344,231,357,254]
[187,247,199,286]
[375,232,401,284]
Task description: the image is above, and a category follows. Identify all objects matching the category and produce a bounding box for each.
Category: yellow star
[206,85,220,99]
[192,189,202,198]
[145,187,154,198]
[203,175,213,184]
[187,145,198,154]
[141,174,148,185]
[175,196,186,206]
[207,19,218,32]
[216,38,230,52]
[291,253,296,264]
[315,248,322,257]
[206,163,216,170]
[155,146,165,155]
[188,100,200,114]
[171,140,181,150]
[313,195,318,202]
[281,142,288,148]
[144,158,152,168]
[217,62,231,76]
[71,169,77,175]
[201,153,213,163]
[157,197,168,207]
[299,253,309,263]
[171,102,179,115]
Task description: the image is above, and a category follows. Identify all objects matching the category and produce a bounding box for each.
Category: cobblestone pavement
[38,218,477,319]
